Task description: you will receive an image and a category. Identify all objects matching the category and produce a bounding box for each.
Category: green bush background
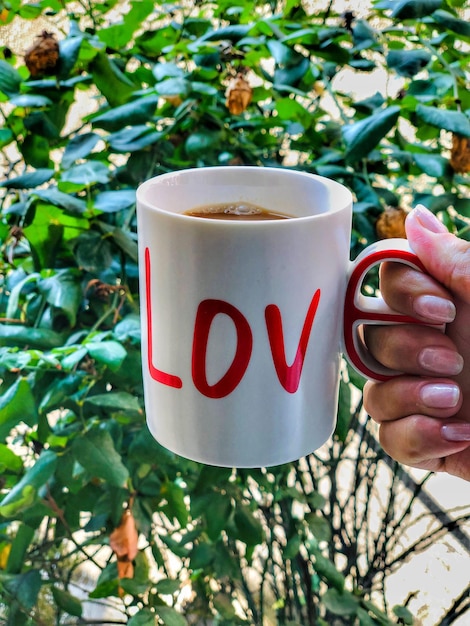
[0,0,469,624]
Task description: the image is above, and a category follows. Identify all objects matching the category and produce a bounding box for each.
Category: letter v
[265,290,321,393]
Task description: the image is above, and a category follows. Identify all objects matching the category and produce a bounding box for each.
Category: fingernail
[414,295,456,323]
[420,383,460,409]
[418,347,464,375]
[441,423,470,442]
[413,205,448,234]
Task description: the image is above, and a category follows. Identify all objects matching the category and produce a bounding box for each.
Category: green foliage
[0,0,469,624]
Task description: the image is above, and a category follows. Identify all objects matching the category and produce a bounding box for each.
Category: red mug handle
[343,238,444,382]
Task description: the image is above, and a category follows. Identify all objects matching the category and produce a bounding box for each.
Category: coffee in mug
[184,201,293,221]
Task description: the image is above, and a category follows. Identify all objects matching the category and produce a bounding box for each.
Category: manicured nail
[413,205,448,234]
[441,423,470,442]
[414,295,456,323]
[420,383,460,409]
[418,347,464,375]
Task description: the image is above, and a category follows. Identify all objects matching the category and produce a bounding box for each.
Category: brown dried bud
[450,134,470,174]
[25,31,59,78]
[110,508,139,595]
[225,73,252,115]
[164,94,183,107]
[376,206,407,239]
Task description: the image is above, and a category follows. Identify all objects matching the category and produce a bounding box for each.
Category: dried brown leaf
[450,134,470,174]
[110,509,139,569]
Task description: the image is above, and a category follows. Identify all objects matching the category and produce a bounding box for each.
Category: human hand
[363,205,470,481]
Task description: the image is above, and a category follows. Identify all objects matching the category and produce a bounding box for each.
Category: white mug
[137,167,425,467]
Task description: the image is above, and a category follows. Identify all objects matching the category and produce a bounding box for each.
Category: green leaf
[200,23,252,42]
[312,549,345,591]
[0,128,14,148]
[5,272,40,320]
[61,161,111,186]
[10,94,52,108]
[3,570,42,610]
[92,95,159,131]
[323,588,359,616]
[62,132,101,169]
[415,104,470,137]
[94,190,136,213]
[85,391,141,414]
[90,51,136,107]
[24,203,88,270]
[432,9,470,37]
[72,230,113,272]
[38,270,82,326]
[267,40,301,67]
[391,0,442,19]
[275,98,310,129]
[21,133,51,168]
[0,169,54,189]
[386,49,431,77]
[356,607,380,626]
[0,325,66,350]
[306,513,332,543]
[155,77,190,97]
[109,226,139,261]
[5,523,35,574]
[343,106,400,161]
[234,504,264,546]
[413,153,449,177]
[52,586,83,617]
[155,605,188,626]
[128,608,157,626]
[98,24,134,51]
[161,481,189,527]
[204,493,232,540]
[0,60,22,96]
[107,125,162,152]
[86,340,127,371]
[0,378,38,440]
[284,534,301,559]
[72,427,129,487]
[335,380,352,442]
[33,187,87,214]
[0,450,57,517]
[185,130,221,157]
[114,314,141,343]
[157,578,181,595]
[393,605,415,624]
[153,62,185,81]
[58,35,83,79]
[0,444,23,474]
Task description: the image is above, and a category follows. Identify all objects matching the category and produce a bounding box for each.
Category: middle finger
[363,323,464,377]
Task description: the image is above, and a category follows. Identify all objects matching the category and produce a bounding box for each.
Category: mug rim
[136,166,352,224]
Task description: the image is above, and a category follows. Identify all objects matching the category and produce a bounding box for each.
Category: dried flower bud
[110,508,139,593]
[376,206,407,239]
[25,31,59,78]
[164,94,183,107]
[225,73,252,115]
[450,134,470,174]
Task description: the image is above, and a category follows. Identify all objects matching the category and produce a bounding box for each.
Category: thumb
[406,205,470,304]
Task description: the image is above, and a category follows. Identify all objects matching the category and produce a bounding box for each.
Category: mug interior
[137,167,352,219]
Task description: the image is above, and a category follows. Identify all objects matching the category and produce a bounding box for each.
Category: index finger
[379,261,456,325]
